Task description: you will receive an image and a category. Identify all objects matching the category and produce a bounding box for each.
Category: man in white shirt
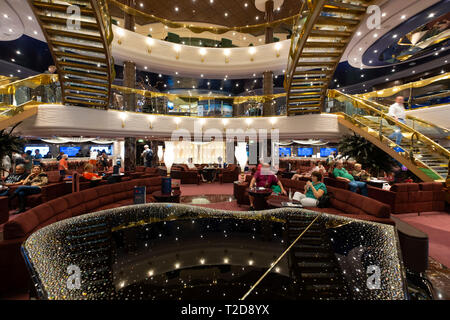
[387,96,407,146]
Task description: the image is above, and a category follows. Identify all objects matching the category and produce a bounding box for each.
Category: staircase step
[309,29,352,38]
[59,61,108,72]
[305,41,346,48]
[52,40,105,53]
[33,1,94,15]
[62,70,108,80]
[38,15,98,30]
[324,1,367,13]
[316,16,360,26]
[45,28,102,42]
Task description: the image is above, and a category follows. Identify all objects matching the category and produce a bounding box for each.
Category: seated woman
[249,163,287,210]
[9,165,48,214]
[293,171,327,207]
[292,161,327,181]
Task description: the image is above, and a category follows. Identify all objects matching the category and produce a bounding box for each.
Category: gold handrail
[329,89,450,160]
[111,84,286,103]
[0,74,58,95]
[240,213,322,300]
[359,97,450,135]
[355,72,450,99]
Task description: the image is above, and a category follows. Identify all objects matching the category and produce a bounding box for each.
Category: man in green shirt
[333,161,368,196]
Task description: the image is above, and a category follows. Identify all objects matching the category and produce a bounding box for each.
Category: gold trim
[240,213,322,300]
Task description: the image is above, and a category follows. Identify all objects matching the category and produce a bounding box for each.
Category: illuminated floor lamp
[235,143,248,182]
[162,145,174,194]
[157,145,163,166]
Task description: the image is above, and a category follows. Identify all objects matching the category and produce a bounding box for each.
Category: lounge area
[0,0,449,306]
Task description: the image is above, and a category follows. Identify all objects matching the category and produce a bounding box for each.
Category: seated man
[186,157,197,170]
[333,160,368,196]
[0,164,28,196]
[352,163,370,181]
[249,163,287,210]
[9,165,48,214]
[293,172,327,207]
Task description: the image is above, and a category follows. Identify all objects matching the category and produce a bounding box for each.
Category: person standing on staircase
[387,96,407,146]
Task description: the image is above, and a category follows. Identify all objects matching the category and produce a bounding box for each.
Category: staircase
[286,215,350,300]
[330,90,449,181]
[284,0,373,115]
[28,0,114,109]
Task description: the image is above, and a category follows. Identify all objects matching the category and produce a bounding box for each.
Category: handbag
[317,192,332,208]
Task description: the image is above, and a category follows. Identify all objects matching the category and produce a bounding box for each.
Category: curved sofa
[0,176,162,296]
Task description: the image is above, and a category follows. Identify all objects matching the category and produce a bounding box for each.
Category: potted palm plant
[338,134,397,177]
[0,123,25,176]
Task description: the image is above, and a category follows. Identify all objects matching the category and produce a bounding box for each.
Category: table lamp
[157,145,163,166]
[162,145,175,194]
[235,143,248,181]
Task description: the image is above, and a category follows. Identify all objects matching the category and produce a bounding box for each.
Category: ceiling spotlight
[16,50,21,55]
[393,34,398,39]
[382,12,386,17]
[373,33,378,38]
[428,13,435,18]
[401,15,406,19]
[210,0,213,3]
[255,16,259,20]
[244,3,248,7]
[144,66,148,70]
[33,30,38,35]
[27,16,32,20]
[3,14,8,18]
[224,12,228,17]
[158,74,162,77]
[356,32,361,36]
[174,7,179,12]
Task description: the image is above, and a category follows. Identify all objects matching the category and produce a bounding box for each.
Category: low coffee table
[267,195,302,209]
[367,178,389,189]
[153,190,181,203]
[248,187,273,210]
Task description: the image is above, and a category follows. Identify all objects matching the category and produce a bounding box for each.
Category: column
[123,0,137,172]
[263,0,275,116]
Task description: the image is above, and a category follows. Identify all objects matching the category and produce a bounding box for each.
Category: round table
[153,190,181,203]
[248,187,273,210]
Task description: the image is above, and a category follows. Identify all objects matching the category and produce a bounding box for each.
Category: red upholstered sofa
[170,164,201,184]
[0,176,162,296]
[7,171,72,211]
[367,182,446,214]
[0,196,8,225]
[218,164,240,183]
[234,177,393,225]
[277,178,393,225]
[129,166,160,179]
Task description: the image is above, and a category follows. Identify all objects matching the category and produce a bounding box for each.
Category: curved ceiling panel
[0,0,24,41]
[343,0,442,68]
[112,25,289,79]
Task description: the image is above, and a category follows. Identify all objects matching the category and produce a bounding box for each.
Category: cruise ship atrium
[0,0,449,306]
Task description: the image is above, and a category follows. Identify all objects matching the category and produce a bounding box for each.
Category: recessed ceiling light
[428,13,435,18]
[175,71,178,75]
[393,34,397,38]
[17,69,21,73]
[382,13,386,17]
[158,74,162,77]
[373,33,378,38]
[210,0,213,3]
[140,2,143,7]
[369,60,373,63]
[11,58,15,62]
[277,7,280,11]
[356,32,361,36]
[27,16,32,20]
[244,3,248,7]
[8,28,12,32]
[16,50,21,55]
[374,50,378,53]
[33,30,38,35]
[174,7,179,12]
[386,78,389,81]
[224,12,228,17]
[401,15,406,19]
[144,66,147,70]
[255,16,259,20]
[3,14,8,18]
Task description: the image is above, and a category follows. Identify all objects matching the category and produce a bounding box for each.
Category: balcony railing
[0,74,287,117]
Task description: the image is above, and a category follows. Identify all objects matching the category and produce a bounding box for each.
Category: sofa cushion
[3,211,41,240]
[419,182,444,192]
[31,203,56,224]
[46,199,69,216]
